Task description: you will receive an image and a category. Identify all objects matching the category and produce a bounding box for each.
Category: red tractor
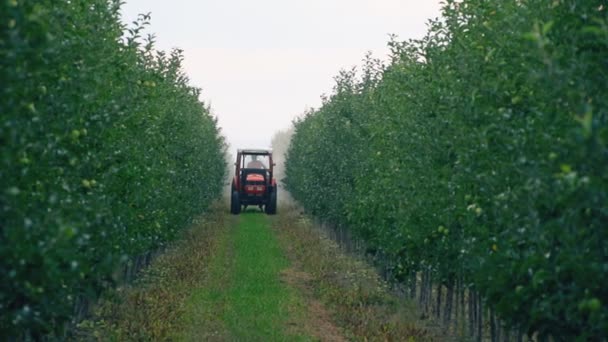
[230,149,277,215]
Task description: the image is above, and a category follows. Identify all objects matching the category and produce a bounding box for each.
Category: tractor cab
[230,149,277,215]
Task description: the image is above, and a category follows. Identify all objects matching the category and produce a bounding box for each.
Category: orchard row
[286,0,607,339]
[1,0,225,338]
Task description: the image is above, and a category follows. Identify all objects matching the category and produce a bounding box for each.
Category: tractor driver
[247,155,265,169]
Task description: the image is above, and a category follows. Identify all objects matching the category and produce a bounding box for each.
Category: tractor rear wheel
[265,188,277,215]
[230,190,241,215]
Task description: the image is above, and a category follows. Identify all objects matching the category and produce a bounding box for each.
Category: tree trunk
[444,278,454,328]
[410,271,417,300]
[436,282,442,320]
[517,327,524,342]
[477,293,483,342]
[469,289,475,338]
[490,307,496,342]
[460,280,466,336]
[419,269,426,307]
[504,327,511,342]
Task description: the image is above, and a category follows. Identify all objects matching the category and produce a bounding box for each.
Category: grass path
[77,203,441,341]
[180,211,312,341]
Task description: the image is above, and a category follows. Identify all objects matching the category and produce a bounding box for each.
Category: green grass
[180,210,310,341]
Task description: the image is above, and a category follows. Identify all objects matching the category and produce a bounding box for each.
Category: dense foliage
[286,0,607,339]
[1,0,225,338]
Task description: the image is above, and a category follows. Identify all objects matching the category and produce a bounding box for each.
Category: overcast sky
[121,0,443,151]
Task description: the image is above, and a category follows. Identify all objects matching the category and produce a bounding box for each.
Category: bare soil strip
[272,202,447,341]
[280,267,347,342]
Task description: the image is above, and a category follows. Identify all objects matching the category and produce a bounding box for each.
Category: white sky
[121,0,443,151]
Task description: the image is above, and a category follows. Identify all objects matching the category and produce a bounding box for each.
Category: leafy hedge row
[285,0,607,339]
[1,0,225,338]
